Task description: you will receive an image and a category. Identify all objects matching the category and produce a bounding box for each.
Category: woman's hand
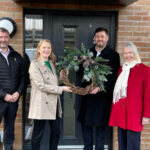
[59,69,69,80]
[62,86,72,92]
[59,70,64,80]
[142,117,149,125]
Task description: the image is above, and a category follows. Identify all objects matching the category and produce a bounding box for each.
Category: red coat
[109,63,150,132]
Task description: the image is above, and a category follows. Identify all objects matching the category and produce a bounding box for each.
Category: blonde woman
[28,39,71,150]
[109,42,150,150]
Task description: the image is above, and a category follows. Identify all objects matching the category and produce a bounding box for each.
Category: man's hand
[90,87,100,95]
[4,94,13,102]
[142,117,149,125]
[12,92,20,102]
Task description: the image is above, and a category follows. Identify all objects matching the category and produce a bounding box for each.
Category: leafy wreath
[56,44,112,95]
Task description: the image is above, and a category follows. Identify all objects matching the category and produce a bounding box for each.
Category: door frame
[23,8,118,150]
[23,9,118,48]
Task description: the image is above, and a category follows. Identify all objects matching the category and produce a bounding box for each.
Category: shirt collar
[0,48,10,56]
[95,44,106,54]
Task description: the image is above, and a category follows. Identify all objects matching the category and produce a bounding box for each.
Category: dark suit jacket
[78,45,120,126]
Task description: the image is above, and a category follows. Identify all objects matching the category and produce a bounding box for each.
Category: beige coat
[28,59,63,120]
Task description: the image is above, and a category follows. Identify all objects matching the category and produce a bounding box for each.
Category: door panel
[52,14,115,54]
[51,12,117,147]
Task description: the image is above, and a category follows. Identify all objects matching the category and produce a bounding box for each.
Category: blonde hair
[34,39,56,66]
[123,42,141,63]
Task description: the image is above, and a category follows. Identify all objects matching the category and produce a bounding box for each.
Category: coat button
[123,103,126,106]
[47,77,49,80]
[46,102,48,104]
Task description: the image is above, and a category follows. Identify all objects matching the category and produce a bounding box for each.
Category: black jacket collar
[8,45,15,54]
[90,45,112,57]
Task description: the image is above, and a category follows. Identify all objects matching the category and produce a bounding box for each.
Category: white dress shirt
[0,48,10,65]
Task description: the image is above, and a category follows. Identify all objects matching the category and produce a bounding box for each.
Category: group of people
[0,26,150,150]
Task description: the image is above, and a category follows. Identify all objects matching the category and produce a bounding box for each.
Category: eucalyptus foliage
[56,43,112,91]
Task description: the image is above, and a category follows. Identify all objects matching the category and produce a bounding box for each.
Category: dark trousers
[81,124,106,150]
[31,116,61,150]
[0,101,18,150]
[118,127,141,150]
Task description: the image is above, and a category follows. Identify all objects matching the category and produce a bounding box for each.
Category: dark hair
[94,27,108,36]
[0,27,9,35]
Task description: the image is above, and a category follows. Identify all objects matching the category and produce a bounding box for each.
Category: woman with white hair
[109,42,150,150]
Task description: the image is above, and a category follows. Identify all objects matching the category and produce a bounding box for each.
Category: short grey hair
[124,42,141,63]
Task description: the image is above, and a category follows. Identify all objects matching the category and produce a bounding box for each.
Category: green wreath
[56,43,112,95]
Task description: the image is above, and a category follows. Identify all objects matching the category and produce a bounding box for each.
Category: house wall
[0,0,150,149]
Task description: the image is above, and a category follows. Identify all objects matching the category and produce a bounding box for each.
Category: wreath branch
[61,70,96,95]
[57,43,112,95]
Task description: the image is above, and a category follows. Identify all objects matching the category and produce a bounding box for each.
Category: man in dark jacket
[0,27,25,150]
[78,27,120,150]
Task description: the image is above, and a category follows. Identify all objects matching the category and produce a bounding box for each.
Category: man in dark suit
[0,27,25,150]
[78,27,120,150]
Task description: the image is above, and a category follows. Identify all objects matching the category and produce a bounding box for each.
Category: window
[24,14,43,144]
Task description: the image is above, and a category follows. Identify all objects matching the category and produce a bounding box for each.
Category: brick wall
[115,0,150,149]
[0,0,23,150]
[117,0,150,67]
[0,0,150,149]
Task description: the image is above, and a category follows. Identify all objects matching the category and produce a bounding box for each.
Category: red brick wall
[0,1,23,150]
[117,0,150,67]
[0,0,150,150]
[114,0,150,149]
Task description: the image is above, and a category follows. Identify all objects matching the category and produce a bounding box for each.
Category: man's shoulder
[13,51,22,57]
[105,45,119,55]
[89,45,119,57]
[95,45,118,59]
[9,45,23,58]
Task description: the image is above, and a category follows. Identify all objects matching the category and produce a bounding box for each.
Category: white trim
[58,145,108,150]
[58,145,84,149]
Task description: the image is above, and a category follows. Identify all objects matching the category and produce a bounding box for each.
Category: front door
[24,10,117,150]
